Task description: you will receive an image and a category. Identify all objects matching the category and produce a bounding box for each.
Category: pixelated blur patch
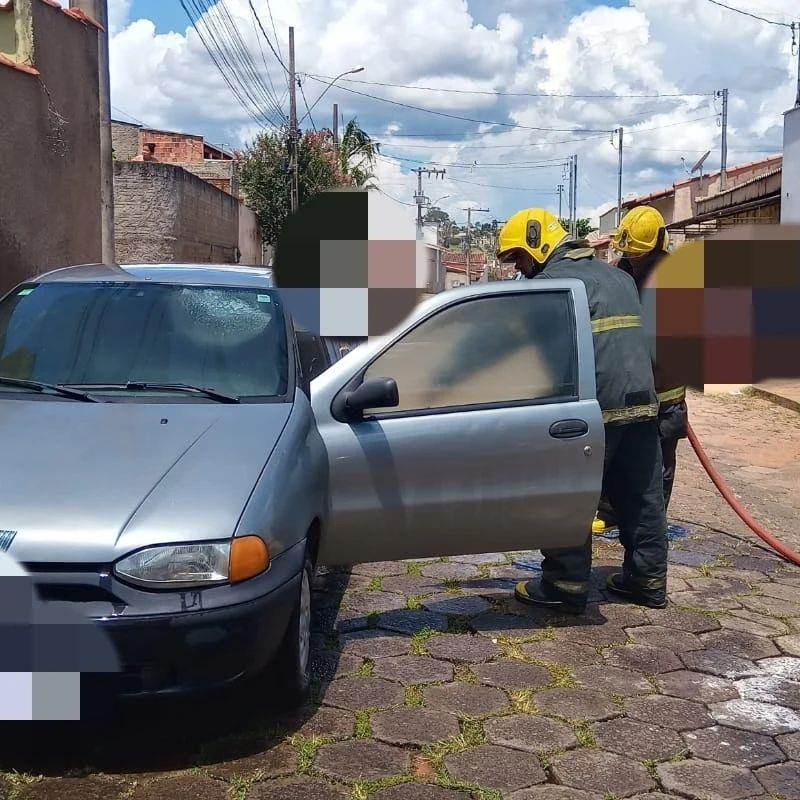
[651,226,800,389]
[273,189,429,336]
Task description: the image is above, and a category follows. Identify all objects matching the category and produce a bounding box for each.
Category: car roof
[30,263,275,289]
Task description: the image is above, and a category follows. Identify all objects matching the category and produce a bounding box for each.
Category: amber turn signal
[229,536,270,583]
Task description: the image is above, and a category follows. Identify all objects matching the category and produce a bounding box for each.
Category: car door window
[362,291,577,414]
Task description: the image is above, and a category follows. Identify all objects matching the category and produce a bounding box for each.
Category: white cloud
[105,0,800,226]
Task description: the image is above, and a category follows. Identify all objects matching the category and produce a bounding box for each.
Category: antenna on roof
[690,150,711,176]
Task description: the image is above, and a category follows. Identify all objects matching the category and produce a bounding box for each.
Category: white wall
[781,106,800,223]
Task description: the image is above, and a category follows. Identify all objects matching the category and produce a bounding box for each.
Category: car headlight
[114,537,269,588]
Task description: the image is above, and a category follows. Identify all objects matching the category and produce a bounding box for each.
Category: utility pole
[569,154,578,239]
[464,206,489,285]
[288,27,299,214]
[332,103,339,153]
[794,23,799,107]
[413,167,446,239]
[70,0,114,263]
[717,88,728,191]
[565,157,574,237]
[557,183,564,220]
[616,127,624,227]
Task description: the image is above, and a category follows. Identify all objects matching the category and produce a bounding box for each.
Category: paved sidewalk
[1,391,798,800]
[672,389,800,553]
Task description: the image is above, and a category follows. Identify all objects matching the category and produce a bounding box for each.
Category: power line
[247,0,289,73]
[248,1,284,121]
[302,75,615,133]
[298,78,317,132]
[703,0,792,28]
[305,72,716,99]
[181,0,283,130]
[380,153,571,168]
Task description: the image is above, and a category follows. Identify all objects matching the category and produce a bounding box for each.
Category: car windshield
[0,282,288,400]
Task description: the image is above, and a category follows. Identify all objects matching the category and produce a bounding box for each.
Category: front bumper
[93,572,299,696]
[24,542,306,697]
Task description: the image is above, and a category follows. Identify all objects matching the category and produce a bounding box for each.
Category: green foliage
[238,119,378,245]
[559,217,597,238]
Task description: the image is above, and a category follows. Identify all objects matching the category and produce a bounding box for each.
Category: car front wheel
[273,554,313,706]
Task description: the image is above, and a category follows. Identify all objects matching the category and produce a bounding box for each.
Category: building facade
[0,0,102,293]
[111,121,239,197]
[598,156,783,245]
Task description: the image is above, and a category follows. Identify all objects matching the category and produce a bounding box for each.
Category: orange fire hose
[687,423,800,567]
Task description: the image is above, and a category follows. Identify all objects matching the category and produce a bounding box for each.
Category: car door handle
[549,419,589,439]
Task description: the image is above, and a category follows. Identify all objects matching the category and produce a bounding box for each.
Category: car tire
[273,554,313,707]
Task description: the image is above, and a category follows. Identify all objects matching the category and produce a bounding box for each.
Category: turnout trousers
[542,419,668,597]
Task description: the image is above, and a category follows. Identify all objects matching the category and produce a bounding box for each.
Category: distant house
[442,250,487,289]
[598,155,783,245]
[111,120,263,265]
[111,120,239,198]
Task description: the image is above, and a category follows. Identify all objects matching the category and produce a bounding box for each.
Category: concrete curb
[746,385,800,414]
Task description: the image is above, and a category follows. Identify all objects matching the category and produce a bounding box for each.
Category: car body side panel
[236,388,328,560]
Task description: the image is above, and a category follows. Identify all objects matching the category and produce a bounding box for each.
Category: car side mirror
[344,377,399,419]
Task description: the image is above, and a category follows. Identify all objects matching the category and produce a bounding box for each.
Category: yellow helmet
[497,208,568,266]
[611,206,669,255]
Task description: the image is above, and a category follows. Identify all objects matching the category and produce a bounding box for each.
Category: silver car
[0,263,603,702]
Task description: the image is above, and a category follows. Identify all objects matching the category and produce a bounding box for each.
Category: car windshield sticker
[257,294,271,304]
[17,288,35,296]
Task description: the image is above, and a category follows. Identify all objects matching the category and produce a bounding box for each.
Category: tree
[559,218,597,239]
[238,120,379,245]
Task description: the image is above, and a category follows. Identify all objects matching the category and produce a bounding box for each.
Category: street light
[432,195,450,207]
[299,66,365,123]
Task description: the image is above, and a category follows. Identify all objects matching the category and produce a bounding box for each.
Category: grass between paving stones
[410,628,436,655]
[406,595,424,610]
[366,612,380,628]
[508,688,538,714]
[443,578,462,595]
[422,717,486,767]
[434,777,502,800]
[453,663,478,684]
[405,684,425,707]
[366,577,382,591]
[227,774,256,800]
[406,561,424,576]
[610,693,627,712]
[572,720,597,748]
[354,710,372,739]
[1,771,43,800]
[642,759,660,782]
[290,734,333,773]
[356,659,375,677]
[546,663,577,689]
[351,776,411,799]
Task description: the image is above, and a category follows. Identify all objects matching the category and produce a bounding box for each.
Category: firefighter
[497,209,668,612]
[593,206,688,534]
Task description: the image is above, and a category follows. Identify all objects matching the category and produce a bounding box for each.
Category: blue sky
[107,0,798,225]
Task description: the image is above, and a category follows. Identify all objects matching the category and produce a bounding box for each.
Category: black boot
[514,579,587,615]
[606,573,667,609]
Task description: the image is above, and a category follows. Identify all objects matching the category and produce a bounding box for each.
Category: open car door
[312,279,604,566]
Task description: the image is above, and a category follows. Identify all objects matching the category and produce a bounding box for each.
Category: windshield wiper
[66,382,241,404]
[0,377,98,402]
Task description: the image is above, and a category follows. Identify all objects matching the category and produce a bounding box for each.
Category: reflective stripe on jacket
[536,241,658,425]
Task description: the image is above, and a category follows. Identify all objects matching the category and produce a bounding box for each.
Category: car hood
[0,399,292,563]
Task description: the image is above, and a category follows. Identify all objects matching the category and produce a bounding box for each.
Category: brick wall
[114,161,239,264]
[111,120,141,161]
[141,130,205,163]
[173,159,238,197]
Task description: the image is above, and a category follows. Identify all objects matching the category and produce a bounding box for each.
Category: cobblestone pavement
[1,392,798,800]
